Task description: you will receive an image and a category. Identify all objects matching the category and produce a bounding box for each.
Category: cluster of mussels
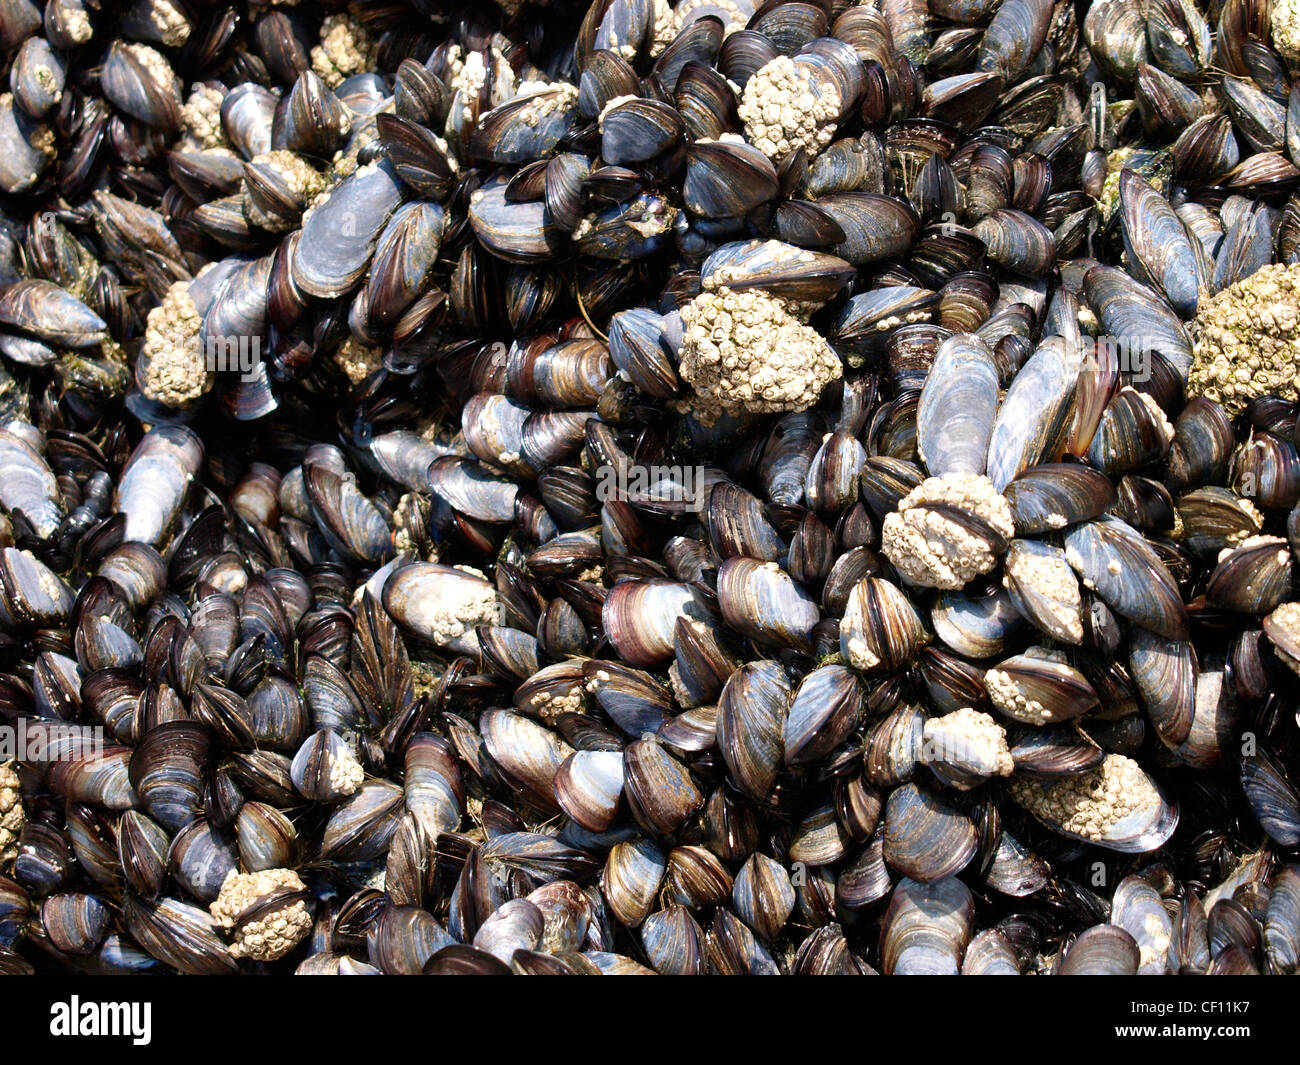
[5,0,1300,976]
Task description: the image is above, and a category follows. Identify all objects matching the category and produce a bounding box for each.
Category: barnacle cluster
[0,761,22,867]
[1003,545,1084,644]
[243,151,329,232]
[140,0,191,48]
[985,648,1069,725]
[400,566,502,648]
[179,83,227,150]
[139,280,207,408]
[881,474,1015,590]
[310,14,379,89]
[738,56,842,162]
[1188,262,1300,415]
[210,869,313,962]
[677,288,842,423]
[1274,0,1300,61]
[922,708,1015,779]
[1008,755,1160,844]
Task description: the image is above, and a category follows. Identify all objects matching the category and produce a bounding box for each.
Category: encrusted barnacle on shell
[677,287,842,424]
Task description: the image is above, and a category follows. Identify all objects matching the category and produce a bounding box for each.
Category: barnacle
[1008,754,1160,843]
[243,151,328,232]
[180,83,227,150]
[1274,0,1300,61]
[738,56,841,162]
[674,0,750,37]
[210,868,312,961]
[139,280,208,408]
[1265,600,1300,676]
[310,13,379,89]
[1,0,1298,982]
[142,0,191,46]
[1188,263,1300,416]
[511,81,579,126]
[326,745,364,796]
[1093,147,1135,216]
[333,337,383,385]
[0,761,22,867]
[649,0,677,55]
[1003,544,1084,643]
[124,43,177,96]
[400,565,504,647]
[881,473,1015,590]
[922,707,1015,779]
[677,287,843,424]
[985,647,1072,725]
